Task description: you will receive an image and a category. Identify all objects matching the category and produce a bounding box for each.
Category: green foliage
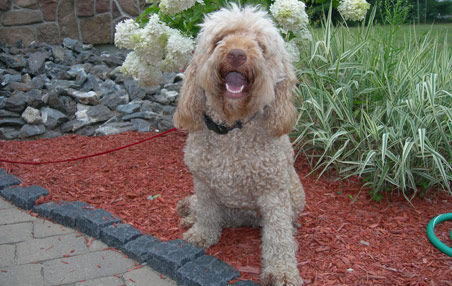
[293,5,452,201]
[136,0,274,37]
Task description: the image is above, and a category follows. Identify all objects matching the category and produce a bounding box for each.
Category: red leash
[0,128,178,165]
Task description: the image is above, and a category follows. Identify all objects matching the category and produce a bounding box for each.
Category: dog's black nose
[227,49,247,67]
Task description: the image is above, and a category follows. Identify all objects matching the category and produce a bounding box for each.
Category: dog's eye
[258,43,266,54]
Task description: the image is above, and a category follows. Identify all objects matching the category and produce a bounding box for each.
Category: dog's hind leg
[182,177,223,248]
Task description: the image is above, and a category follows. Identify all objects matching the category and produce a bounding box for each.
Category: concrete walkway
[0,197,177,286]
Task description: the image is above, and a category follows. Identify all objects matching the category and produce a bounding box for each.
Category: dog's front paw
[179,216,196,229]
[183,227,218,249]
[261,269,303,286]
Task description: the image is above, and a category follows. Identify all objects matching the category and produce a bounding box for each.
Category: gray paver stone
[32,201,60,218]
[0,168,7,176]
[0,264,43,286]
[0,174,21,191]
[76,208,121,239]
[16,233,89,264]
[0,207,36,225]
[74,276,124,286]
[100,223,142,251]
[33,219,76,238]
[43,250,135,285]
[0,245,15,267]
[9,185,49,210]
[177,255,241,286]
[0,222,33,244]
[0,198,12,209]
[50,201,92,228]
[124,266,177,286]
[146,239,204,283]
[123,235,162,263]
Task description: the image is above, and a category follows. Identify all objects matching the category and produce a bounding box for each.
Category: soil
[1,130,451,285]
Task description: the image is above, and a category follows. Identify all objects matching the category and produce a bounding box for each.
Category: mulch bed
[1,130,451,285]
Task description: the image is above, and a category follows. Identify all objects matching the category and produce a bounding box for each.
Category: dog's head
[174,4,297,136]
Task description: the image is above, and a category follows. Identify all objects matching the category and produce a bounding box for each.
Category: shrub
[293,6,452,201]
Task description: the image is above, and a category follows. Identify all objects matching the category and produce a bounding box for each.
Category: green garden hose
[427,213,452,257]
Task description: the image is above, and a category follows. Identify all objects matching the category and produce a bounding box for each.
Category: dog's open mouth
[224,71,247,99]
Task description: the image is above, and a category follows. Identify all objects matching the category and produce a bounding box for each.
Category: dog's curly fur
[173,5,306,286]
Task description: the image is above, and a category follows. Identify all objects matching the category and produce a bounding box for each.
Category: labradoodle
[173,5,306,286]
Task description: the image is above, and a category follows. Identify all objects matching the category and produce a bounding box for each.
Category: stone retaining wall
[0,0,149,46]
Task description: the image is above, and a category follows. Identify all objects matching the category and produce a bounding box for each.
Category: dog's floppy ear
[173,59,205,132]
[265,63,298,137]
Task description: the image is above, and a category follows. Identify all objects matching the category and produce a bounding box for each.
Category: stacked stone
[0,38,181,140]
[0,0,149,46]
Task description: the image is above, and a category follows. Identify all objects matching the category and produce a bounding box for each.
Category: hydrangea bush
[115,0,370,86]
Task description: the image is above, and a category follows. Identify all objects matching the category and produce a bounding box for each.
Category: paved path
[0,198,177,286]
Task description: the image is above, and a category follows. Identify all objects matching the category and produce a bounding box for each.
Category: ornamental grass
[293,7,452,201]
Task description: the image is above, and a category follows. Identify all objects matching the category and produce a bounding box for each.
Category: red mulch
[1,130,452,285]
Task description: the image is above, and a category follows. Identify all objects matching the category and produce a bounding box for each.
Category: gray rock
[67,64,88,86]
[44,62,70,80]
[27,51,50,75]
[30,73,48,89]
[83,104,114,124]
[1,73,21,86]
[0,53,26,69]
[51,45,66,63]
[0,117,26,128]
[46,92,69,114]
[101,91,128,110]
[5,93,27,113]
[60,119,87,132]
[95,122,137,136]
[23,89,45,109]
[131,119,151,132]
[40,107,68,129]
[124,79,146,100]
[81,74,102,91]
[62,38,84,53]
[158,118,174,131]
[122,111,158,121]
[21,106,42,124]
[0,110,20,118]
[117,102,141,114]
[69,90,100,105]
[0,127,19,139]
[18,124,46,138]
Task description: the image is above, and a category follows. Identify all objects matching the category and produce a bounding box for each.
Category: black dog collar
[203,113,242,135]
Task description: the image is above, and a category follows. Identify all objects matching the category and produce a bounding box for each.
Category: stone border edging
[0,168,259,286]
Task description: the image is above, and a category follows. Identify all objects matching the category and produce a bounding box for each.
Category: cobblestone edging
[0,168,260,286]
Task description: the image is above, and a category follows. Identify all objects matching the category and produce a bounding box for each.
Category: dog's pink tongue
[225,72,246,95]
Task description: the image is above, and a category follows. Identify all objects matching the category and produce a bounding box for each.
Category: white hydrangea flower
[270,0,309,33]
[114,19,139,50]
[132,14,170,63]
[121,52,163,86]
[159,0,200,14]
[338,0,371,21]
[284,39,301,63]
[160,29,195,72]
